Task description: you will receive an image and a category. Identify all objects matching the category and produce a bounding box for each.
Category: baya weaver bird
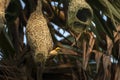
[26,0,53,64]
[0,0,10,33]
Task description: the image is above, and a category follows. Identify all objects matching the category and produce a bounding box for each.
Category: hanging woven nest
[26,0,53,63]
[67,0,93,33]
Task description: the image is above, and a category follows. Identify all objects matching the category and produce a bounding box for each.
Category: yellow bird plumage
[26,0,53,63]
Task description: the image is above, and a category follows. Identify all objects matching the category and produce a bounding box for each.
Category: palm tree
[0,0,120,80]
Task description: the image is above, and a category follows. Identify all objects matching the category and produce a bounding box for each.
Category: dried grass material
[0,0,10,33]
[26,1,53,63]
[67,0,93,33]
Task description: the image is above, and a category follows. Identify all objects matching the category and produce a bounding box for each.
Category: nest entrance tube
[76,8,92,22]
[67,0,93,24]
[66,0,94,33]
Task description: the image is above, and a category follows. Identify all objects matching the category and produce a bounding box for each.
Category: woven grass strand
[26,0,53,63]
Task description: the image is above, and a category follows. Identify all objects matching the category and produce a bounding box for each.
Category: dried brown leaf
[93,50,103,72]
[114,65,120,80]
[106,35,113,55]
[83,32,95,70]
[103,54,111,71]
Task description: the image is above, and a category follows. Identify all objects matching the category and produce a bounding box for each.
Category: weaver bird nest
[26,0,53,63]
[67,0,93,33]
